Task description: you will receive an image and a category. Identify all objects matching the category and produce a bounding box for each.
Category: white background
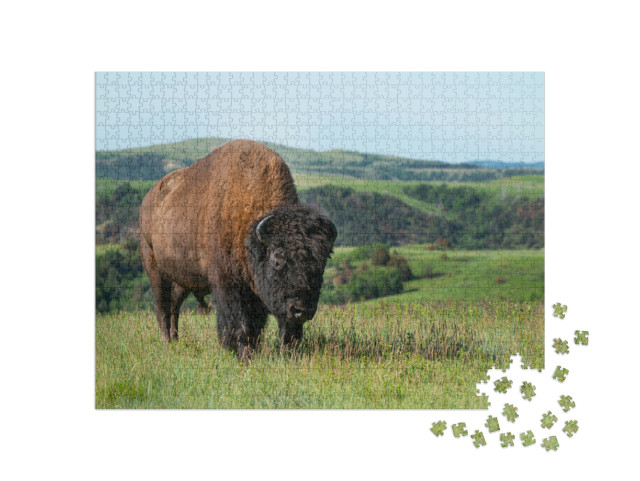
[2,1,639,479]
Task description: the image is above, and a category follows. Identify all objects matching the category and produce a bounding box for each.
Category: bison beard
[139,140,336,359]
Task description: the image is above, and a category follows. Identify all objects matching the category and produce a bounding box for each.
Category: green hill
[96,137,544,182]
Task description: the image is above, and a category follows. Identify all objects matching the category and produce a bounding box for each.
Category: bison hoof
[237,345,254,362]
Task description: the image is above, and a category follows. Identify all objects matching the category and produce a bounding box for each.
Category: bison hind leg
[140,237,188,342]
[193,290,211,315]
[169,283,189,341]
[148,274,188,342]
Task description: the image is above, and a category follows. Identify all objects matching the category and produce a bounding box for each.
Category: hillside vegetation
[95,139,544,313]
[96,137,544,182]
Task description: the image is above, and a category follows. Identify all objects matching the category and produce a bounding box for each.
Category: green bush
[319,265,404,305]
[372,246,391,266]
[387,253,413,281]
[350,243,390,261]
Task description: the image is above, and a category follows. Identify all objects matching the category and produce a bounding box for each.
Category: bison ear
[256,215,275,245]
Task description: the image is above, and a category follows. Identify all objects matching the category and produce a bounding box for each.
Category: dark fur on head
[246,204,336,345]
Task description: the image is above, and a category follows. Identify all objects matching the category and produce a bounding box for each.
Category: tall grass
[96,300,543,409]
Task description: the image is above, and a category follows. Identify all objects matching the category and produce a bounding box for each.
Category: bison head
[247,205,337,346]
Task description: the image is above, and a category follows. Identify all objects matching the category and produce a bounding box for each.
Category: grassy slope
[325,246,543,304]
[96,300,543,409]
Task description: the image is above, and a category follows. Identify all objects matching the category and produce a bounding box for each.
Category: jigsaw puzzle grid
[95,71,545,411]
[97,72,544,162]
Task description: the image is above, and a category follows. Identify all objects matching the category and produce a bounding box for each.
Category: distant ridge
[467,160,545,170]
[96,137,545,182]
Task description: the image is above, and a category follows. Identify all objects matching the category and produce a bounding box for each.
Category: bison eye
[271,255,285,270]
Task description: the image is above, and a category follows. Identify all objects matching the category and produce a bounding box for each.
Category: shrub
[423,263,435,279]
[372,246,390,266]
[350,243,390,261]
[436,237,451,249]
[387,253,413,281]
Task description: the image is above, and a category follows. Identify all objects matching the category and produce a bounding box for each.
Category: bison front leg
[215,286,268,359]
[278,322,304,349]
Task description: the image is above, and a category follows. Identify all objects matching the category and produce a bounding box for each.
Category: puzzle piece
[494,376,513,393]
[558,395,576,412]
[553,303,567,319]
[431,421,447,437]
[520,431,535,447]
[541,411,558,429]
[520,381,536,401]
[553,338,569,355]
[502,403,519,423]
[553,366,569,383]
[541,436,559,451]
[563,420,579,438]
[485,415,500,433]
[452,423,468,438]
[471,430,486,448]
[500,432,515,447]
[574,330,589,345]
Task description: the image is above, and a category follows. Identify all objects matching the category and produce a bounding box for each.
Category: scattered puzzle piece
[521,381,536,401]
[553,338,569,355]
[471,430,486,448]
[431,421,447,436]
[541,411,558,429]
[558,395,575,412]
[494,376,513,393]
[502,403,519,423]
[520,431,535,447]
[500,432,515,447]
[574,330,589,345]
[563,420,579,438]
[452,423,468,438]
[553,303,567,319]
[485,415,500,433]
[553,366,569,383]
[541,436,559,451]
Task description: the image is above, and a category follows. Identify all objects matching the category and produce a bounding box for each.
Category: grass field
[327,246,544,304]
[96,299,543,409]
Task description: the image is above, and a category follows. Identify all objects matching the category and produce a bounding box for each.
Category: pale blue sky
[96,72,544,163]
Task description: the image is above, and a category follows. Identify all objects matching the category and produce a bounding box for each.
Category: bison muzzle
[139,140,336,358]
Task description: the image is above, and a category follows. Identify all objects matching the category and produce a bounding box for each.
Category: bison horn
[256,215,274,245]
[328,219,337,241]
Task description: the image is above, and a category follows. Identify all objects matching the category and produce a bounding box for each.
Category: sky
[96,72,544,164]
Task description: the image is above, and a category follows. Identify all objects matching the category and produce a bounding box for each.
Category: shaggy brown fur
[139,140,336,357]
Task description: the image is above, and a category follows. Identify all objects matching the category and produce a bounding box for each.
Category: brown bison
[139,140,336,358]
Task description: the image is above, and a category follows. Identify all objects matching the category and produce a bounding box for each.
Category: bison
[139,140,337,358]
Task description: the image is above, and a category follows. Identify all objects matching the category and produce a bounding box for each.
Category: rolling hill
[96,137,544,182]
